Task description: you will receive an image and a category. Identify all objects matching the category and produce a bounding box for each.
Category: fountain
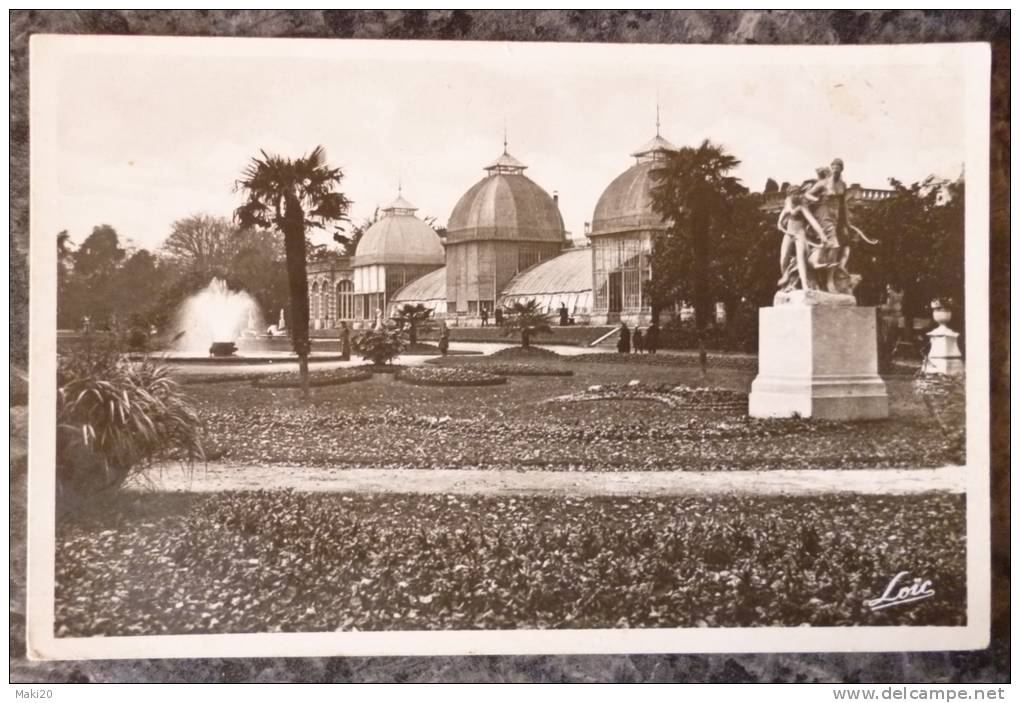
[171,278,264,357]
[159,278,345,365]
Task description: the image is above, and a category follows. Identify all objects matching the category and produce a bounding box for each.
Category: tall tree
[161,214,241,274]
[648,140,746,370]
[234,146,351,396]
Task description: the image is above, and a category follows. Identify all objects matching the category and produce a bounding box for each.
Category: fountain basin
[209,342,239,357]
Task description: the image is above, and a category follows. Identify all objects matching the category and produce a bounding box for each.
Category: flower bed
[55,491,966,636]
[176,372,266,385]
[251,368,373,389]
[547,383,747,411]
[426,358,572,377]
[568,352,758,371]
[395,366,507,387]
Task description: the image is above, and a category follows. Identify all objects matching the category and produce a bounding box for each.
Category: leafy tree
[392,303,433,346]
[854,177,965,323]
[63,225,127,328]
[234,146,352,397]
[228,228,289,323]
[161,214,241,274]
[500,300,551,349]
[57,231,79,329]
[649,140,746,370]
[73,225,125,278]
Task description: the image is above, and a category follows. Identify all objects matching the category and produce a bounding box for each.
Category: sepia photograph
[22,31,992,663]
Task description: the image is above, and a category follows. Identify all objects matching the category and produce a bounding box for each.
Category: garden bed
[426,358,573,377]
[251,368,373,389]
[54,490,966,636]
[547,384,747,411]
[395,366,507,387]
[488,346,563,361]
[568,352,758,371]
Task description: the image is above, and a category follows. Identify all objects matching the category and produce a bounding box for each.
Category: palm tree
[501,300,552,349]
[234,146,351,397]
[649,139,745,372]
[392,303,433,347]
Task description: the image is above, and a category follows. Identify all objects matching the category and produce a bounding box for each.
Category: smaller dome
[352,192,445,268]
[591,132,677,235]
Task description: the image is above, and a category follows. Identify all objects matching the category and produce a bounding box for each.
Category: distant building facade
[306,136,893,331]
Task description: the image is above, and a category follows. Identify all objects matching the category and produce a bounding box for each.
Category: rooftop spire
[485,125,527,174]
[655,92,661,137]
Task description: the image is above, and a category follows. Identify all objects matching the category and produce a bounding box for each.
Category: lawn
[186,354,965,471]
[55,491,965,637]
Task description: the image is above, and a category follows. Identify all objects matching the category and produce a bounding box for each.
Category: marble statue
[776,158,877,301]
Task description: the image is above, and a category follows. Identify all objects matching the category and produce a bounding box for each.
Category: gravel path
[127,463,966,496]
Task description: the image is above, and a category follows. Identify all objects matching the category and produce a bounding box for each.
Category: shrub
[353,326,406,366]
[57,346,204,502]
[126,327,149,351]
[500,300,552,348]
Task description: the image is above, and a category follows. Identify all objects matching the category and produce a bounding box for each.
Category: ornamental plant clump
[352,326,406,366]
[57,336,204,502]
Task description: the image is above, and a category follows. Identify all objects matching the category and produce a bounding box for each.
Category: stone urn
[930,299,954,327]
[924,300,963,376]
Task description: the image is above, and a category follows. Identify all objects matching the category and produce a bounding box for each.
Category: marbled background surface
[9,9,1010,683]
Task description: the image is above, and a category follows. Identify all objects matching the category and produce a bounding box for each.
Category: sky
[41,38,968,252]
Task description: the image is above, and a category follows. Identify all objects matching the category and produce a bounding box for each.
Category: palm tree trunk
[282,200,311,399]
[522,328,530,348]
[693,209,710,376]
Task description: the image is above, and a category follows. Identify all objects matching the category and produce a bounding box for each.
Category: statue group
[776,157,876,298]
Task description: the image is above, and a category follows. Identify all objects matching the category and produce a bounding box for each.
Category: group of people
[616,321,659,355]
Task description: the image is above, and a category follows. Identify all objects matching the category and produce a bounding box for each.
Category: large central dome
[446,150,565,244]
[591,134,677,235]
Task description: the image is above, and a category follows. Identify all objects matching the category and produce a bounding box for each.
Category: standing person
[559,303,569,327]
[646,321,660,355]
[616,322,631,354]
[480,306,489,327]
[633,327,645,354]
[438,319,450,356]
[494,307,503,326]
[339,321,351,361]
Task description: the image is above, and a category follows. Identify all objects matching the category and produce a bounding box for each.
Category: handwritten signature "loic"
[865,571,935,611]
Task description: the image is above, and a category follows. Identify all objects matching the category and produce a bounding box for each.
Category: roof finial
[503,120,508,154]
[397,172,402,197]
[655,91,661,137]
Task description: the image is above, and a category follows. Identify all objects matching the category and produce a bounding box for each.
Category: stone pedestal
[923,324,965,376]
[749,303,889,420]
